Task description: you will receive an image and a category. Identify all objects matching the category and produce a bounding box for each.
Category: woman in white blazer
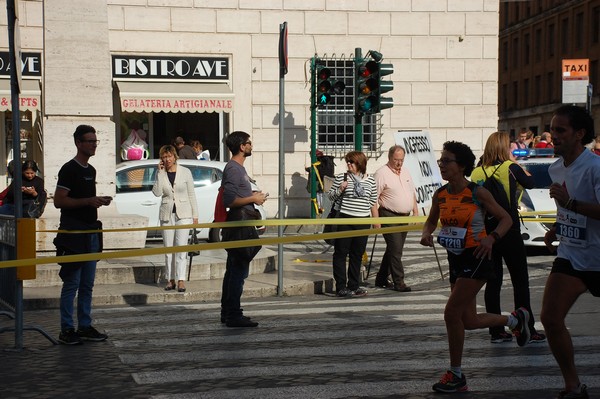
[152,145,198,292]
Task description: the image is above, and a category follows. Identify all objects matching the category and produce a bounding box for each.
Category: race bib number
[438,226,467,254]
[556,208,587,248]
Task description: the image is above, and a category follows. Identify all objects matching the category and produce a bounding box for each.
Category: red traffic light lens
[318,67,331,80]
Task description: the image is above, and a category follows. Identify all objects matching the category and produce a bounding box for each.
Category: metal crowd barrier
[0,216,57,349]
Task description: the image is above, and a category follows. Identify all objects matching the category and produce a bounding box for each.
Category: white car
[515,148,558,246]
[114,159,266,241]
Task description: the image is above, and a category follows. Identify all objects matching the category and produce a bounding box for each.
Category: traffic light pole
[310,57,318,219]
[354,48,363,151]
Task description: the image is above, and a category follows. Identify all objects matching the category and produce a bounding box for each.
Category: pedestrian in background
[0,159,45,217]
[174,136,197,159]
[535,131,554,149]
[152,144,198,293]
[220,131,267,327]
[541,105,599,399]
[420,140,530,393]
[53,125,112,345]
[471,131,546,344]
[328,151,377,298]
[372,145,418,292]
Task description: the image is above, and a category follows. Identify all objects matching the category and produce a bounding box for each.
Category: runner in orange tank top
[420,141,532,393]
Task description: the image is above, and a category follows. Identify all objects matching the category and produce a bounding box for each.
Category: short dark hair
[553,105,595,145]
[73,125,96,142]
[226,131,250,155]
[443,141,476,177]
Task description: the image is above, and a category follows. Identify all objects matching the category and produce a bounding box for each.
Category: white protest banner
[394,130,443,215]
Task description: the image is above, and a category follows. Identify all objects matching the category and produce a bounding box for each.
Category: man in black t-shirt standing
[53,125,113,345]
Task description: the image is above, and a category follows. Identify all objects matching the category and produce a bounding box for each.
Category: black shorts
[447,247,495,284]
[551,257,600,297]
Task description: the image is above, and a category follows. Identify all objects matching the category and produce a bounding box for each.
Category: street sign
[393,130,443,215]
[562,58,589,104]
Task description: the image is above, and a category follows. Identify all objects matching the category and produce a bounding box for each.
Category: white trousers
[161,213,192,281]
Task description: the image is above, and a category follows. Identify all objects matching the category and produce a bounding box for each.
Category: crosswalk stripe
[148,376,600,398]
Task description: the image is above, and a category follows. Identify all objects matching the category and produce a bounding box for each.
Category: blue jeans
[59,233,99,331]
[220,251,250,321]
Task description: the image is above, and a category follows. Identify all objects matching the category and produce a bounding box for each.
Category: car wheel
[208,227,221,243]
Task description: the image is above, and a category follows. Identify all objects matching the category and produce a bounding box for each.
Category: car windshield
[521,162,552,189]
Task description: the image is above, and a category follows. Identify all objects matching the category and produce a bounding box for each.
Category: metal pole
[7,0,24,350]
[277,22,287,296]
[354,48,363,151]
[310,57,317,219]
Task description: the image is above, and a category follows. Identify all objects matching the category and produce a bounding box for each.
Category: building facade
[499,0,600,136]
[1,0,500,217]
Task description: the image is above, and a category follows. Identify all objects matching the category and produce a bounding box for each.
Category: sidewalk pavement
[23,245,338,310]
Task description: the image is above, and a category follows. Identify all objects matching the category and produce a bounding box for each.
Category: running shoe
[491,331,513,343]
[511,307,531,347]
[557,384,589,398]
[352,287,368,297]
[432,370,468,393]
[530,332,547,343]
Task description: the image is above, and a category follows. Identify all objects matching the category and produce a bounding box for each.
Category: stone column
[42,0,114,197]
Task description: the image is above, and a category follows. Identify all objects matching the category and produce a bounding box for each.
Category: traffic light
[313,62,346,108]
[355,50,394,115]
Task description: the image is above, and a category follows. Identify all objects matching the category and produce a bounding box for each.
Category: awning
[0,79,41,112]
[115,81,234,113]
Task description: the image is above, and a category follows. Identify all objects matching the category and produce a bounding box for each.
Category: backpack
[481,164,511,232]
[214,186,227,223]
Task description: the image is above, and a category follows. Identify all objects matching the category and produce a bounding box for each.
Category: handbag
[323,195,343,246]
[221,206,262,262]
[25,189,47,218]
[188,228,200,257]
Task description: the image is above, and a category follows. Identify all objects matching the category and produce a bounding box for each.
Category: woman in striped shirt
[328,151,378,298]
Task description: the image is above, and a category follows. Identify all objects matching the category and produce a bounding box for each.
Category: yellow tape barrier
[0,212,555,270]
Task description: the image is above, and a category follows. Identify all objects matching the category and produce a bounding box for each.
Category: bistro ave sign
[112,55,229,81]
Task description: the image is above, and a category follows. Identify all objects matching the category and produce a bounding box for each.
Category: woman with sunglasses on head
[420,141,531,393]
[327,151,378,298]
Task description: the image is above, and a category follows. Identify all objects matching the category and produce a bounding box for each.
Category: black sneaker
[352,287,368,297]
[432,370,468,393]
[226,318,258,328]
[511,307,531,347]
[76,326,108,342]
[336,288,353,298]
[58,329,83,345]
[491,331,513,343]
[221,315,252,324]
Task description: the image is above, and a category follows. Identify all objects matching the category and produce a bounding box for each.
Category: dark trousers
[332,216,369,292]
[376,208,409,286]
[484,228,537,335]
[220,251,250,321]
